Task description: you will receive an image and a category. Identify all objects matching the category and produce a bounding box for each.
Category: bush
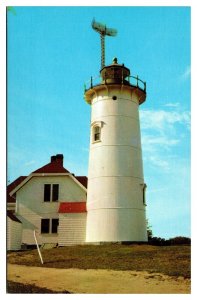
[168,236,191,245]
[148,237,166,246]
[148,236,191,246]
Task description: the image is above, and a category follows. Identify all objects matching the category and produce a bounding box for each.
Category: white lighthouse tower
[84,21,148,243]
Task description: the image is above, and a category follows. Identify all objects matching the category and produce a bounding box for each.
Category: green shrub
[169,236,191,245]
[148,236,191,246]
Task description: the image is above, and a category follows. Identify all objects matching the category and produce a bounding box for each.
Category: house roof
[32,154,70,174]
[7,155,88,199]
[7,176,27,203]
[58,202,87,213]
[32,162,70,174]
[75,176,88,188]
[7,211,22,223]
[32,156,88,188]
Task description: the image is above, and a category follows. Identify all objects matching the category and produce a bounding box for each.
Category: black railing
[128,75,146,92]
[84,74,146,93]
[84,75,100,91]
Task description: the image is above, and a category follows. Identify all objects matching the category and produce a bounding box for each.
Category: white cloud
[181,66,191,81]
[140,108,190,172]
[147,187,166,194]
[149,155,170,171]
[140,109,190,131]
[142,135,179,148]
[142,136,180,156]
[141,108,190,238]
[24,160,36,166]
[164,102,180,108]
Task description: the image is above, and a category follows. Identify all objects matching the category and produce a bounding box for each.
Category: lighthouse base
[85,241,148,246]
[85,208,148,243]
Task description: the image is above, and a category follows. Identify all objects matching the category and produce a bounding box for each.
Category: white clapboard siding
[7,203,16,211]
[59,213,86,246]
[17,213,59,245]
[7,217,22,250]
[15,175,86,245]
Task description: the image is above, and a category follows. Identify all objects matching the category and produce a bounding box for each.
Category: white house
[7,154,87,248]
[7,211,22,251]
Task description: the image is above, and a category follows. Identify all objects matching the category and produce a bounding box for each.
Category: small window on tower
[93,126,101,142]
[142,184,147,205]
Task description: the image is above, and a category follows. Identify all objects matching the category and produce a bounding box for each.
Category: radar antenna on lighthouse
[92,19,117,69]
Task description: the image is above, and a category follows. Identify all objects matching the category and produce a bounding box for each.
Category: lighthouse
[84,21,148,243]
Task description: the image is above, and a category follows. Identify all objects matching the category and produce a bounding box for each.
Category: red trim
[58,202,86,213]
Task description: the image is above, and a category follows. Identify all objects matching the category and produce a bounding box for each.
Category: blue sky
[7,6,191,239]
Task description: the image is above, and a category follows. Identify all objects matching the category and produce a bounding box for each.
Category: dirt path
[7,264,190,294]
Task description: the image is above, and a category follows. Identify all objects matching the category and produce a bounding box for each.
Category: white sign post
[33,230,44,264]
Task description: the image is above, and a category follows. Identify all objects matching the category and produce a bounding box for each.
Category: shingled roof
[7,176,27,203]
[32,155,88,188]
[7,211,22,223]
[32,154,70,174]
[7,155,88,201]
[75,176,88,189]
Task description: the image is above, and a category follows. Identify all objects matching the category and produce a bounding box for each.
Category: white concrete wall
[86,209,147,242]
[7,217,22,250]
[59,213,87,246]
[16,175,86,245]
[86,85,147,242]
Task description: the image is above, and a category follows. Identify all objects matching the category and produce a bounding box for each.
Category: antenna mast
[92,19,117,69]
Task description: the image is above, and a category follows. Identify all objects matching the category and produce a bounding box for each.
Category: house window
[44,184,51,202]
[44,184,59,202]
[52,184,59,202]
[41,219,50,234]
[41,218,59,234]
[52,218,59,233]
[93,126,101,142]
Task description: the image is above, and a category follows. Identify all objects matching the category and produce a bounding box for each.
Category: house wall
[16,175,86,245]
[7,217,22,250]
[59,213,87,246]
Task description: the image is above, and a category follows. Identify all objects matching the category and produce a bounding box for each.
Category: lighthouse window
[142,184,147,205]
[93,126,101,142]
[143,187,145,205]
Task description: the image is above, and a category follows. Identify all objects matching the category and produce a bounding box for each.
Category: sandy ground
[7,264,190,294]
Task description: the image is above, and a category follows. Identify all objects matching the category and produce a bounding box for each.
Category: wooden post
[33,230,44,265]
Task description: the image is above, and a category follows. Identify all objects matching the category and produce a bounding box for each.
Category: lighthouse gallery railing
[84,75,146,93]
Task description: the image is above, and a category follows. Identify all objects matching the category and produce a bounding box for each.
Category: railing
[128,75,146,92]
[84,75,101,91]
[84,74,146,93]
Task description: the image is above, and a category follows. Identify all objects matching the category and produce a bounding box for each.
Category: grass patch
[7,281,71,293]
[7,244,191,279]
